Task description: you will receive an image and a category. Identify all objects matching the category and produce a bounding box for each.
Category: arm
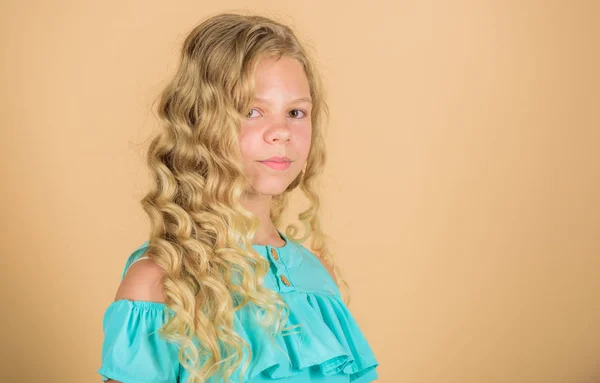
[99,258,173,383]
[114,257,166,302]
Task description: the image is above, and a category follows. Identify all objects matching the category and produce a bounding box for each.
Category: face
[239,56,312,196]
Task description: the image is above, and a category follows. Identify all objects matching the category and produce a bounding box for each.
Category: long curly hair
[139,12,350,382]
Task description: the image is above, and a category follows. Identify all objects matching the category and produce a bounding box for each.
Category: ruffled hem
[235,291,379,382]
[100,294,378,383]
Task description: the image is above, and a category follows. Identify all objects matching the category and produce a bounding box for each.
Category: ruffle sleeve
[98,300,180,383]
[98,294,378,383]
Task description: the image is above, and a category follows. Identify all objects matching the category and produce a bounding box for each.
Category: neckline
[251,229,289,250]
[141,230,290,251]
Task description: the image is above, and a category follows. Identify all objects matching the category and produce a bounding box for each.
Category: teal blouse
[98,231,379,382]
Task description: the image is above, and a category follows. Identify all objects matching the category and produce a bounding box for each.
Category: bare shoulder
[114,257,167,303]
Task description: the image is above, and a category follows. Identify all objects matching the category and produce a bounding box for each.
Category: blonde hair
[140,12,350,382]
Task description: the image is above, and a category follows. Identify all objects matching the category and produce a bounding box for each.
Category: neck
[240,191,282,246]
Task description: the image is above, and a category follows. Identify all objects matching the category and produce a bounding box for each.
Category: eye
[247,108,261,118]
[288,109,307,119]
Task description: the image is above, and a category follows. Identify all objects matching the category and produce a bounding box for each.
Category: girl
[98,12,379,383]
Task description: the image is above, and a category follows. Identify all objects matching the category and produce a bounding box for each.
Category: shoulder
[312,252,337,283]
[296,243,337,283]
[114,257,167,303]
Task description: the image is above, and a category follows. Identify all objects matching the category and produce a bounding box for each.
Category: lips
[259,160,291,170]
[261,156,291,162]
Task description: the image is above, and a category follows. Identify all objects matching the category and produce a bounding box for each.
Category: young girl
[98,12,379,383]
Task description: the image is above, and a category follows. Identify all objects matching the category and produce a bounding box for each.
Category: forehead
[251,56,310,100]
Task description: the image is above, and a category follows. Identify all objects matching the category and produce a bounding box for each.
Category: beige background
[1,1,599,382]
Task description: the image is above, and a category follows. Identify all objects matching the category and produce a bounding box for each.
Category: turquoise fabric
[98,231,379,382]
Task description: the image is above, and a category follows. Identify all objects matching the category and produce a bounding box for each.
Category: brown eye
[289,109,306,119]
[247,108,260,118]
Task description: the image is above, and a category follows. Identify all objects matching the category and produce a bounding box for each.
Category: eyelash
[247,108,308,119]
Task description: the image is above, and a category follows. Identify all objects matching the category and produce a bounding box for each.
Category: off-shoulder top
[98,231,379,382]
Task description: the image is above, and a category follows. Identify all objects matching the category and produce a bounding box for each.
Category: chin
[254,183,290,196]
[250,176,297,196]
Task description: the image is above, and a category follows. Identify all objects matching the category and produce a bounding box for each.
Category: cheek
[238,130,256,161]
[298,126,312,155]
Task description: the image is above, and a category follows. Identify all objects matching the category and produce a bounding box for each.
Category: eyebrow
[253,96,313,104]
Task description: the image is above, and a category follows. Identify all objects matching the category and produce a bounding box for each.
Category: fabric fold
[99,292,378,383]
[98,300,180,383]
[235,291,379,382]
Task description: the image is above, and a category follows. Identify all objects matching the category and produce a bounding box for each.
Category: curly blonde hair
[140,12,350,382]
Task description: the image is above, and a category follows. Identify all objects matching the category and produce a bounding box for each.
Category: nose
[265,118,292,143]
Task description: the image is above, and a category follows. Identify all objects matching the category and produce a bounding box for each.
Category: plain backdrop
[1,1,599,382]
